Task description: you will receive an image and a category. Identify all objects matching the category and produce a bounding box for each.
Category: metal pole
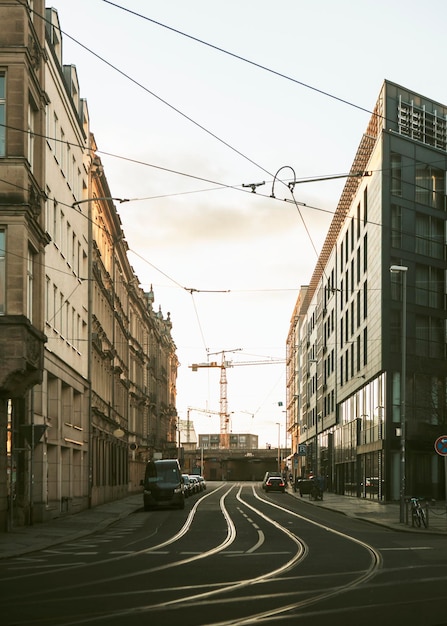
[444,456,447,515]
[400,269,407,524]
[276,422,280,472]
[391,265,408,524]
[87,198,93,509]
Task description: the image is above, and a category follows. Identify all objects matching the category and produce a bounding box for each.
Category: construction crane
[190,349,241,445]
[189,349,285,446]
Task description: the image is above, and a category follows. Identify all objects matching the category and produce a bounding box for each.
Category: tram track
[1,483,382,626]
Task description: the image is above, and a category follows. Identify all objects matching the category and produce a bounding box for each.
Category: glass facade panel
[415,164,444,210]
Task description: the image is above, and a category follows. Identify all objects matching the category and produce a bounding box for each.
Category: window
[415,316,445,358]
[415,264,444,308]
[52,284,57,328]
[27,247,34,322]
[363,327,368,366]
[363,281,367,319]
[45,186,51,234]
[60,128,65,173]
[363,187,368,225]
[357,247,360,284]
[415,163,444,210]
[45,275,50,323]
[59,293,64,335]
[60,210,65,255]
[67,144,72,186]
[52,199,58,242]
[0,73,5,157]
[390,153,402,196]
[415,213,444,259]
[356,203,361,239]
[363,234,368,272]
[46,103,51,149]
[391,205,402,249]
[27,100,36,171]
[0,230,5,314]
[53,112,59,162]
[72,231,76,269]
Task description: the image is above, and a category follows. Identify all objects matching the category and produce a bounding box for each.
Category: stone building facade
[0,2,178,530]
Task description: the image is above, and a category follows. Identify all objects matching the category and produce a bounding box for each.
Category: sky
[47,0,447,448]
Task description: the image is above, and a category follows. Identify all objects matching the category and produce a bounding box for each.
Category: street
[1,482,447,625]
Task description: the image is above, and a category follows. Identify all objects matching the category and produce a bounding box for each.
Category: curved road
[1,482,446,625]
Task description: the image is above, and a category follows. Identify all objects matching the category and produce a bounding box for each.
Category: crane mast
[190,349,241,446]
[220,359,229,437]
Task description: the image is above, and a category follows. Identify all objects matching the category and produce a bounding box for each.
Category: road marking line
[247,529,265,553]
[379,547,433,551]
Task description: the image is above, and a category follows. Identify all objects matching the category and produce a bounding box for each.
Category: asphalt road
[2,482,447,626]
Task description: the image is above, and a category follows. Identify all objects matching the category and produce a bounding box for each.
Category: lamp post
[390,265,408,524]
[276,422,281,472]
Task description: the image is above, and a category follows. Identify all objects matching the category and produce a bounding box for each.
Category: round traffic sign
[434,435,447,456]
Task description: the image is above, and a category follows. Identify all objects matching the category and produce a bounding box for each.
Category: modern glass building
[287,80,447,502]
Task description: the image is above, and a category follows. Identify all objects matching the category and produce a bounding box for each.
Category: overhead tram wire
[27,3,279,186]
[1,126,432,263]
[14,3,430,307]
[14,2,399,375]
[24,0,447,270]
[101,0,382,123]
[27,0,340,232]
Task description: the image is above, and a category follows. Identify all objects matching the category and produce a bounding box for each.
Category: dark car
[142,459,185,510]
[262,471,282,490]
[263,475,286,493]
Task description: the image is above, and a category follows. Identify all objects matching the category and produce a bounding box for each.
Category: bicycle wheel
[415,510,422,527]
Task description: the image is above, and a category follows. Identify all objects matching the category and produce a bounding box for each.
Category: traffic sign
[298,443,307,456]
[434,435,447,456]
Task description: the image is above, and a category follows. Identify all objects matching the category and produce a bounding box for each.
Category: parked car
[196,475,206,490]
[182,474,193,497]
[188,475,200,493]
[141,459,185,510]
[263,475,286,493]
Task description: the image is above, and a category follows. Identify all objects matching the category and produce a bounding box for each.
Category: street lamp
[276,422,281,472]
[390,264,408,524]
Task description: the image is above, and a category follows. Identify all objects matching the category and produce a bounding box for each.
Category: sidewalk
[287,487,447,534]
[0,493,143,560]
[1,487,446,560]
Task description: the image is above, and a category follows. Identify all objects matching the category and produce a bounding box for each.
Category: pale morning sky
[48,0,447,447]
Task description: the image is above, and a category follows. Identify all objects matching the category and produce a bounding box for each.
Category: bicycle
[410,497,427,528]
